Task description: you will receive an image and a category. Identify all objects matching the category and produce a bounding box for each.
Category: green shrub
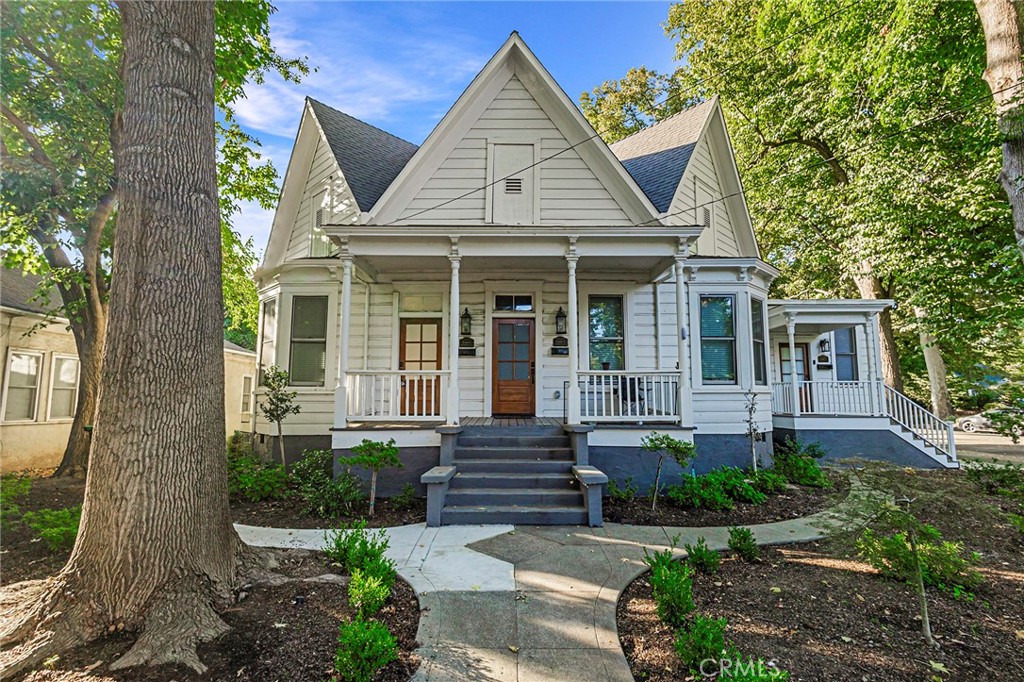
[1,474,32,526]
[727,526,760,562]
[773,438,829,488]
[607,476,639,502]
[642,543,678,575]
[710,467,767,505]
[965,461,1024,499]
[665,475,733,511]
[227,452,289,502]
[674,614,735,672]
[641,432,697,511]
[856,525,981,592]
[685,537,721,574]
[227,430,253,459]
[325,520,396,579]
[348,568,391,616]
[750,469,788,495]
[292,449,365,517]
[1009,512,1024,535]
[334,616,398,682]
[23,506,81,551]
[650,561,694,627]
[721,658,790,681]
[389,483,418,511]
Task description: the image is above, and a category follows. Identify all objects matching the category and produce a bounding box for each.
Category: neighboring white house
[0,268,258,472]
[253,34,955,522]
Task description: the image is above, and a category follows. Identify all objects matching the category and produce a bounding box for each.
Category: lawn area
[617,466,1024,681]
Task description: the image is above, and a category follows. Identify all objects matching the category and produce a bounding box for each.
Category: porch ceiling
[767,298,893,334]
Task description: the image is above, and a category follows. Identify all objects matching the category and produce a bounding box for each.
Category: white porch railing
[578,371,680,423]
[347,370,449,421]
[770,380,881,416]
[884,385,956,460]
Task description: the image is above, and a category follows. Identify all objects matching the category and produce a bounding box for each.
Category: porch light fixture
[555,307,567,335]
[818,338,831,354]
[460,307,472,336]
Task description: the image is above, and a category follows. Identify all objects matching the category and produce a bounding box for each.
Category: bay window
[700,295,736,384]
[289,295,328,386]
[751,298,767,385]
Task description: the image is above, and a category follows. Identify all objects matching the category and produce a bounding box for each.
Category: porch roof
[767,298,893,335]
[322,224,703,278]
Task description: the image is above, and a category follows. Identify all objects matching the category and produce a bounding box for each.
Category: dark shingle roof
[609,100,715,212]
[0,267,53,316]
[307,98,419,211]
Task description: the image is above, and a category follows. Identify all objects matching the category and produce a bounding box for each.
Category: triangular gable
[369,33,660,225]
[666,101,760,258]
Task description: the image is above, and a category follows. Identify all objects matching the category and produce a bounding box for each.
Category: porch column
[786,314,800,416]
[333,256,354,428]
[566,251,581,424]
[447,253,461,425]
[864,313,883,415]
[673,258,693,426]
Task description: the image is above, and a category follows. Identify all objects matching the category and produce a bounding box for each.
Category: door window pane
[289,296,328,385]
[589,295,624,370]
[4,352,41,421]
[700,295,736,384]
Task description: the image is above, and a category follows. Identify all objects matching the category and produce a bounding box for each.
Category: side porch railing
[347,370,449,421]
[884,385,956,460]
[576,371,680,423]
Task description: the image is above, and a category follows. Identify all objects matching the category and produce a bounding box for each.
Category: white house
[1,268,258,471]
[253,34,956,525]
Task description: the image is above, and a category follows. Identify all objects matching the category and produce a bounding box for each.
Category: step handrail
[883,385,957,462]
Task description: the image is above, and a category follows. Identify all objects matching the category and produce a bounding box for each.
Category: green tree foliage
[641,432,696,511]
[258,366,301,466]
[581,0,1024,406]
[347,439,402,517]
[0,1,307,473]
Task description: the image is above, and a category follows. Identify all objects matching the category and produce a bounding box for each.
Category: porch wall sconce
[458,307,476,356]
[555,307,567,335]
[818,337,831,354]
[551,307,569,356]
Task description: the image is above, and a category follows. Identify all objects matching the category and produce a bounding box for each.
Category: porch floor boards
[343,416,565,430]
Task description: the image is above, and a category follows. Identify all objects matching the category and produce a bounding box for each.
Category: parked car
[955,409,1023,436]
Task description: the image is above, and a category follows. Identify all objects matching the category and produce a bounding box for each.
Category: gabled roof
[609,100,715,213]
[306,98,418,211]
[1,267,54,316]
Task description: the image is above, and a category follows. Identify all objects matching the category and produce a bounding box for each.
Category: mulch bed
[19,550,421,682]
[604,472,848,527]
[617,469,1024,681]
[231,494,426,530]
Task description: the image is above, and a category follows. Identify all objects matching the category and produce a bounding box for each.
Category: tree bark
[0,2,240,674]
[54,313,105,478]
[914,307,953,419]
[853,268,904,391]
[975,0,1024,264]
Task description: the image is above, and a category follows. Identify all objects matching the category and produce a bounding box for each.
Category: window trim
[240,374,254,414]
[288,294,329,387]
[258,296,278,379]
[751,297,767,386]
[46,353,80,422]
[2,348,44,423]
[699,294,737,385]
[587,293,626,371]
[493,293,534,313]
[833,328,859,381]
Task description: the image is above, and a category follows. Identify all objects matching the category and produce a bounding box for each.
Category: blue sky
[235,1,677,256]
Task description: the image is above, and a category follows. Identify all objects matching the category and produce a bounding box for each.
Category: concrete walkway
[236,498,857,682]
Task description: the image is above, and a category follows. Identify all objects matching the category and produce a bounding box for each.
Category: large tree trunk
[914,307,953,419]
[853,268,904,391]
[0,2,240,674]
[975,0,1024,264]
[53,316,105,478]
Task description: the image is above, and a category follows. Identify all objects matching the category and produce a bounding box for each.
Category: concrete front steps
[441,425,588,525]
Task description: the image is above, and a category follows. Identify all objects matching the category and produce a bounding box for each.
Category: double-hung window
[751,298,767,385]
[700,295,736,384]
[48,355,80,420]
[241,375,254,413]
[3,351,42,421]
[588,295,624,370]
[259,298,277,379]
[834,328,859,381]
[289,296,328,386]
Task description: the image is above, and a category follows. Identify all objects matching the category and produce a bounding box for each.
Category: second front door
[492,318,535,416]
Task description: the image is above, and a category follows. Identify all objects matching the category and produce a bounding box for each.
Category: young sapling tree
[348,438,402,517]
[744,390,760,472]
[641,432,697,512]
[258,366,301,466]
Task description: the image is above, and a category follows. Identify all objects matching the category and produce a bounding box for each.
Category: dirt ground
[617,468,1024,681]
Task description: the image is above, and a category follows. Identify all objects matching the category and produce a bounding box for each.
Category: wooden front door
[492,318,535,416]
[399,319,441,417]
[780,343,813,412]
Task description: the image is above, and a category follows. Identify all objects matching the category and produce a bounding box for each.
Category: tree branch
[760,133,851,185]
[15,34,113,118]
[0,103,65,195]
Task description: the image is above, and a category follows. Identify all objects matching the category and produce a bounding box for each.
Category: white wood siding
[399,76,630,225]
[665,136,741,257]
[284,136,358,261]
